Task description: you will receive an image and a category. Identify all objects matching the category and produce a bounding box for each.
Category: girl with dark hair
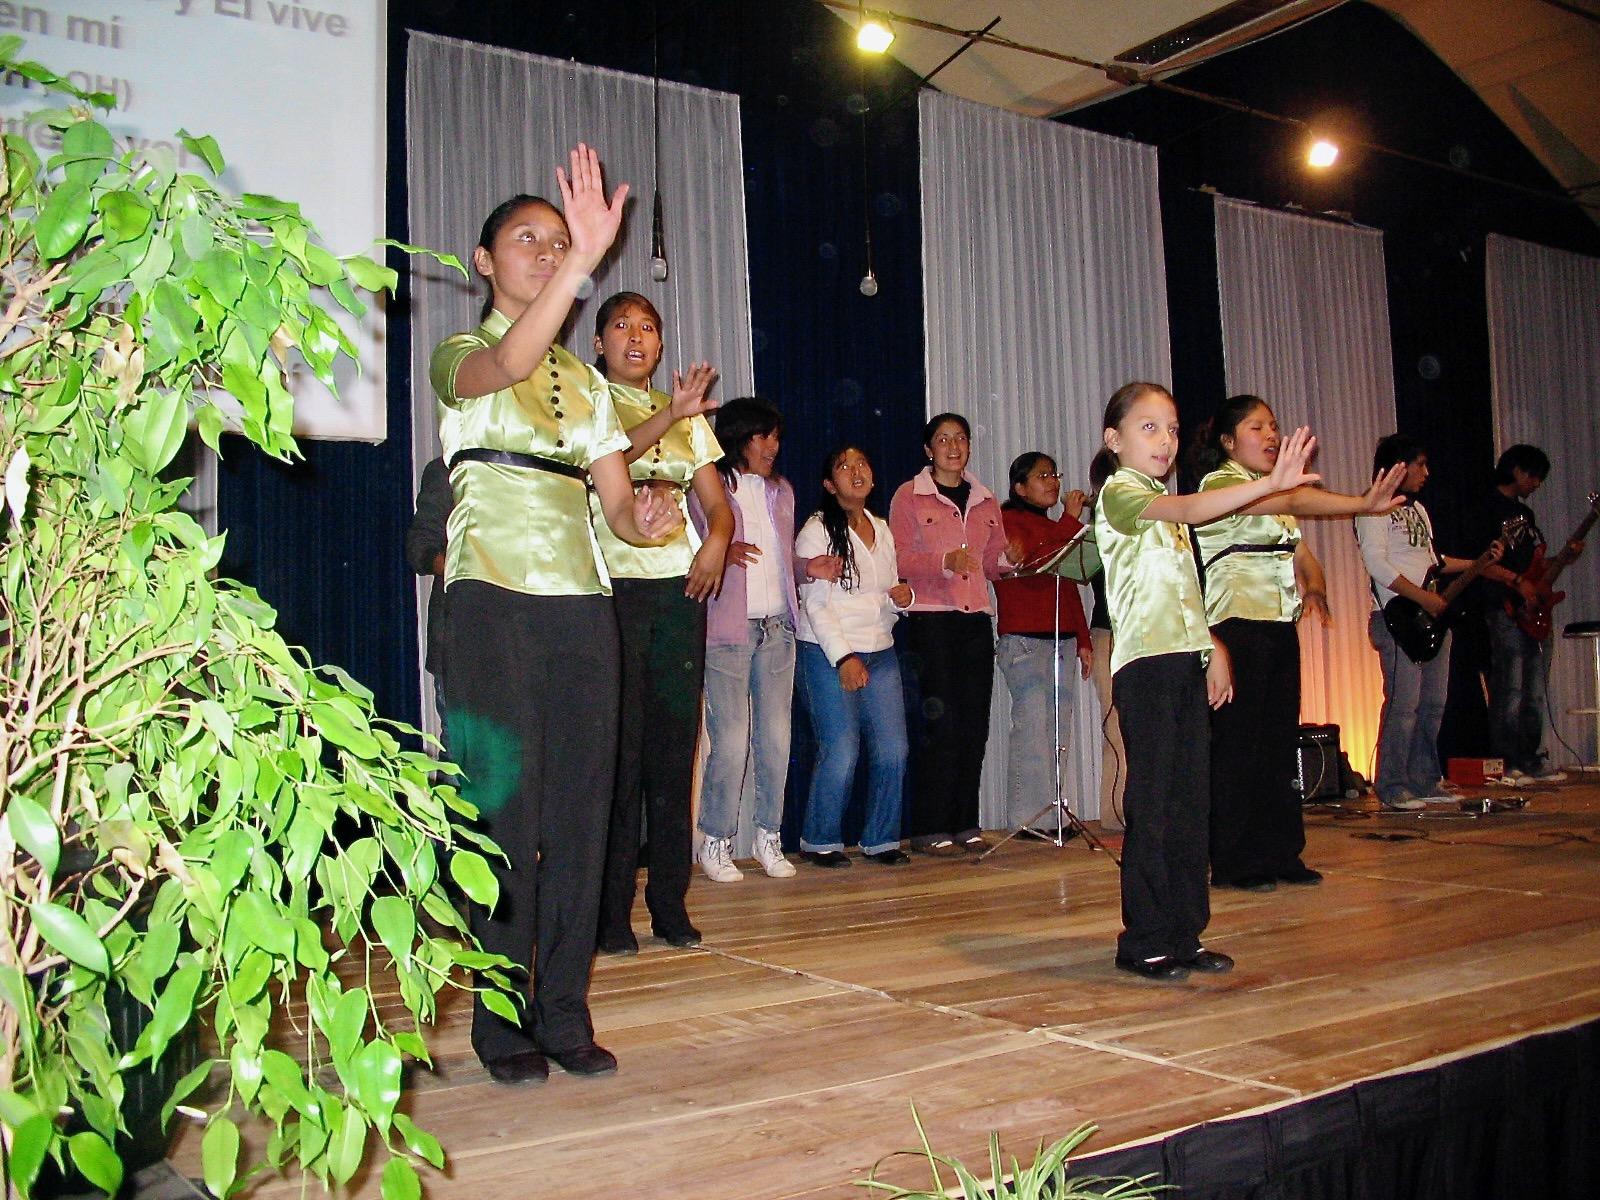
[889,413,1018,855]
[430,148,682,1083]
[994,452,1093,831]
[1356,435,1489,810]
[794,446,915,867]
[1189,396,1404,891]
[693,397,820,883]
[1092,382,1318,982]
[588,291,731,955]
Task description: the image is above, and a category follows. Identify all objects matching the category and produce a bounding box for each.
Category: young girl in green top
[1190,396,1404,894]
[1091,382,1317,982]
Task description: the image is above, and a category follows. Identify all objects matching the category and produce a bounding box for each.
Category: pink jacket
[888,469,1010,616]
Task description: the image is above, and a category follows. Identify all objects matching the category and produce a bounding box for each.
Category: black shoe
[650,921,702,948]
[801,850,852,869]
[1227,875,1278,893]
[1279,866,1323,886]
[1182,949,1235,973]
[1114,955,1191,982]
[485,1050,549,1086]
[597,929,639,956]
[546,1042,617,1077]
[865,848,910,865]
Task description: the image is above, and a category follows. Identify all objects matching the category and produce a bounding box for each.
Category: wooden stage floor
[188,779,1600,1198]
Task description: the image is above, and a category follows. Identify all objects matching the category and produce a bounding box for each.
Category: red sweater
[994,504,1091,640]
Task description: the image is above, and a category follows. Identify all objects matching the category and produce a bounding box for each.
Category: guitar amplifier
[1295,723,1344,802]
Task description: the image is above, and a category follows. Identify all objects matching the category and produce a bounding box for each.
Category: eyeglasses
[1032,471,1062,482]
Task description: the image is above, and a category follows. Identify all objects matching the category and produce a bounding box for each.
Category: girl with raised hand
[589,291,731,954]
[1190,395,1404,894]
[430,147,681,1084]
[794,445,915,868]
[1091,382,1316,983]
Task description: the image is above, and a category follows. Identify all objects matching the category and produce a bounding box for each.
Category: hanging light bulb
[857,17,894,53]
[648,0,668,282]
[649,190,668,282]
[1307,138,1339,168]
[858,270,879,297]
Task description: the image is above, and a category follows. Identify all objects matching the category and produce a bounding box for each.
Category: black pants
[444,582,619,1062]
[1112,652,1211,962]
[900,611,994,841]
[1209,619,1306,883]
[598,576,706,939]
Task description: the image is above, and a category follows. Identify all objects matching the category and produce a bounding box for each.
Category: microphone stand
[978,560,1118,865]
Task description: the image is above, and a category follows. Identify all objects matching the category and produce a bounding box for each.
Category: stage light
[857,17,894,53]
[859,270,879,297]
[1307,139,1339,168]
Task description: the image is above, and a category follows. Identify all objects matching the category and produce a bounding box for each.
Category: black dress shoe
[1279,866,1323,886]
[597,929,639,956]
[1114,955,1191,982]
[546,1042,617,1076]
[865,848,910,865]
[650,921,702,948]
[801,850,851,868]
[1182,949,1235,973]
[484,1050,548,1086]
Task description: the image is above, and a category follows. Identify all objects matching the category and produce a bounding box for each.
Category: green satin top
[590,382,722,580]
[1094,467,1213,676]
[430,310,630,596]
[1195,459,1303,625]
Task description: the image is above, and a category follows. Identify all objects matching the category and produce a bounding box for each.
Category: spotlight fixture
[1307,138,1339,168]
[857,17,894,53]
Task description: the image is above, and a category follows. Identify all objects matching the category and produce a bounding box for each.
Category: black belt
[1201,541,1294,571]
[449,447,587,481]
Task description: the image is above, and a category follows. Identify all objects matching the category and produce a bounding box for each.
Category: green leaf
[161,1057,218,1132]
[59,118,113,186]
[68,1130,124,1196]
[6,794,60,877]
[480,986,520,1027]
[30,899,109,974]
[311,700,381,759]
[394,1114,444,1170]
[449,851,499,909]
[123,386,190,474]
[352,1040,403,1132]
[341,253,397,293]
[35,178,92,258]
[132,958,202,1065]
[369,895,416,967]
[381,1156,423,1200]
[8,1113,54,1194]
[328,1104,368,1185]
[177,128,225,175]
[98,190,155,244]
[202,1115,240,1199]
[377,238,466,276]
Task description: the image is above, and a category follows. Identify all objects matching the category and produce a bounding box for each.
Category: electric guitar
[1383,517,1529,664]
[1505,491,1599,641]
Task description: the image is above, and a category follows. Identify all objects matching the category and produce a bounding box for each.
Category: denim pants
[996,634,1075,830]
[1368,610,1450,802]
[699,616,795,840]
[1485,608,1549,774]
[795,641,908,855]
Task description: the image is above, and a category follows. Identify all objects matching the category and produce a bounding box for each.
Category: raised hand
[1363,463,1407,513]
[670,363,721,421]
[555,143,629,266]
[1266,426,1321,493]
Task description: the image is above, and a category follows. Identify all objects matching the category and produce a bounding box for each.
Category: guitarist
[1356,435,1491,811]
[1474,445,1585,786]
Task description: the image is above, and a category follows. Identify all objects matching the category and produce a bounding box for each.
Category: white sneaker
[1491,772,1534,787]
[752,828,796,879]
[699,836,743,883]
[1381,792,1425,811]
[1533,767,1568,783]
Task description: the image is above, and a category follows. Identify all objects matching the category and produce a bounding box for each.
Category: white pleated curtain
[404,35,754,736]
[1486,234,1600,767]
[919,91,1173,825]
[1215,199,1397,774]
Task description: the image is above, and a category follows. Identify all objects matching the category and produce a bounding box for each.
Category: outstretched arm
[1142,427,1321,525]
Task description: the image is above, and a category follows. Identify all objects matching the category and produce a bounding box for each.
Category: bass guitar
[1383,517,1529,664]
[1505,491,1599,641]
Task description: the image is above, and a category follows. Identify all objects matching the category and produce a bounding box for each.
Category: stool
[1563,620,1600,771]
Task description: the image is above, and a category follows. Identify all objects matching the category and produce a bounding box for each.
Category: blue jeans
[795,642,908,855]
[1485,608,1549,774]
[997,634,1074,829]
[699,616,795,840]
[1368,611,1450,802]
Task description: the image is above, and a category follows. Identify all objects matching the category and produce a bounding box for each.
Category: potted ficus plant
[0,39,515,1200]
